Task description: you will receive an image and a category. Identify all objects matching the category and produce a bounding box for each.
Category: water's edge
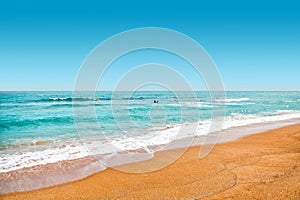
[1,118,299,194]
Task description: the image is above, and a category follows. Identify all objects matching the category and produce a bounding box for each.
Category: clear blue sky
[0,0,299,91]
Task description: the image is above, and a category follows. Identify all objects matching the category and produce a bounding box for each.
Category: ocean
[1,91,300,193]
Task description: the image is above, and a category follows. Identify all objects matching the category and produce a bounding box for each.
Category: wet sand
[1,124,300,199]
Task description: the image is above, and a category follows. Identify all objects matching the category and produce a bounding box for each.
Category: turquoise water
[0,91,300,193]
[1,91,299,146]
[1,91,300,148]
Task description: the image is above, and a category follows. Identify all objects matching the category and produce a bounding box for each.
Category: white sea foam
[93,111,300,152]
[183,102,213,108]
[0,144,90,173]
[282,99,300,103]
[216,97,250,102]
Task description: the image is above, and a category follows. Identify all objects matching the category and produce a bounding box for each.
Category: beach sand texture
[2,124,300,199]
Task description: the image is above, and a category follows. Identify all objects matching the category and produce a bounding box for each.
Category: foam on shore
[0,110,300,194]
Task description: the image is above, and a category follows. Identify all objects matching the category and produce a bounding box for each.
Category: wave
[183,102,213,108]
[122,96,148,100]
[0,142,90,173]
[46,103,107,108]
[42,96,175,102]
[215,97,250,103]
[281,99,300,103]
[112,111,300,150]
[0,116,74,130]
[122,96,177,100]
[41,97,94,102]
[35,97,112,103]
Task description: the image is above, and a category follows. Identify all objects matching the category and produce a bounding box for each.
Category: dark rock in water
[154,100,159,103]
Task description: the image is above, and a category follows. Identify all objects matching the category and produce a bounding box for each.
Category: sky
[0,0,299,91]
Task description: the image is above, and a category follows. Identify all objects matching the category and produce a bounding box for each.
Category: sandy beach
[1,124,300,200]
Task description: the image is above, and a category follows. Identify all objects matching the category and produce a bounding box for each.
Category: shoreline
[1,123,300,199]
[1,118,299,194]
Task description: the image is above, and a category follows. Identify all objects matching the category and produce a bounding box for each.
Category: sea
[0,91,300,193]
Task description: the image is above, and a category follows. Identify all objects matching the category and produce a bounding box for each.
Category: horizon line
[1,90,300,92]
